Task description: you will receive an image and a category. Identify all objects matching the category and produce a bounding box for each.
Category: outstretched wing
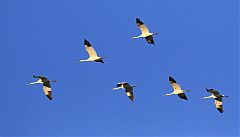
[136,18,150,35]
[169,76,181,91]
[145,35,155,45]
[117,82,127,87]
[214,100,223,113]
[206,88,220,96]
[33,75,47,80]
[177,93,188,100]
[126,91,134,102]
[43,82,53,100]
[84,39,98,58]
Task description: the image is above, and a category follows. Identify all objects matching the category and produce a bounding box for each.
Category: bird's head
[222,95,229,98]
[131,85,138,88]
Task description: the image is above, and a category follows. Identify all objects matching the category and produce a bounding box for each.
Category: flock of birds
[28,18,229,113]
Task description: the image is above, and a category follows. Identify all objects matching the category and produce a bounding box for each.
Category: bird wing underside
[136,18,150,34]
[126,91,134,102]
[43,85,53,100]
[33,75,47,80]
[171,83,181,91]
[177,93,188,100]
[145,35,154,44]
[138,24,150,35]
[117,82,127,87]
[215,100,223,113]
[85,46,98,58]
[207,89,220,96]
[215,97,222,102]
[123,83,131,88]
[117,83,123,87]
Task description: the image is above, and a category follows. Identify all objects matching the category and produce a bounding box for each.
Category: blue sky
[0,0,238,136]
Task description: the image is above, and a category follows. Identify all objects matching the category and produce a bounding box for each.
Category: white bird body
[132,32,154,39]
[132,18,159,45]
[164,76,191,100]
[112,82,137,102]
[80,39,105,63]
[80,56,102,62]
[165,90,184,96]
[28,75,57,100]
[202,88,229,113]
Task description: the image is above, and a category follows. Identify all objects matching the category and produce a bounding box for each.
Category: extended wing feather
[84,39,98,58]
[136,18,150,35]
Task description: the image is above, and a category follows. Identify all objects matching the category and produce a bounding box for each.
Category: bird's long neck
[80,59,90,62]
[165,93,173,96]
[112,87,122,90]
[132,35,142,39]
[29,80,43,85]
[202,95,214,99]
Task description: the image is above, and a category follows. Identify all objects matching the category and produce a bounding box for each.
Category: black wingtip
[84,39,91,46]
[84,39,88,44]
[46,95,53,100]
[95,59,104,63]
[169,76,175,82]
[33,75,37,78]
[147,40,155,45]
[129,97,134,102]
[217,108,223,113]
[136,18,144,25]
[206,88,209,91]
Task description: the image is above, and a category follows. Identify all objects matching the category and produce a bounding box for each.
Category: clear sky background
[0,0,239,137]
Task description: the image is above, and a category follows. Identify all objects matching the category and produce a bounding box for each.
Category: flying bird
[164,76,191,100]
[80,39,105,63]
[112,82,137,102]
[202,88,229,113]
[28,75,57,100]
[132,18,159,45]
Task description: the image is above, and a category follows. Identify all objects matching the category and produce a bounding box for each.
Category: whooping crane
[164,76,191,100]
[112,82,137,102]
[80,39,105,63]
[202,88,229,113]
[28,75,57,100]
[132,18,159,45]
